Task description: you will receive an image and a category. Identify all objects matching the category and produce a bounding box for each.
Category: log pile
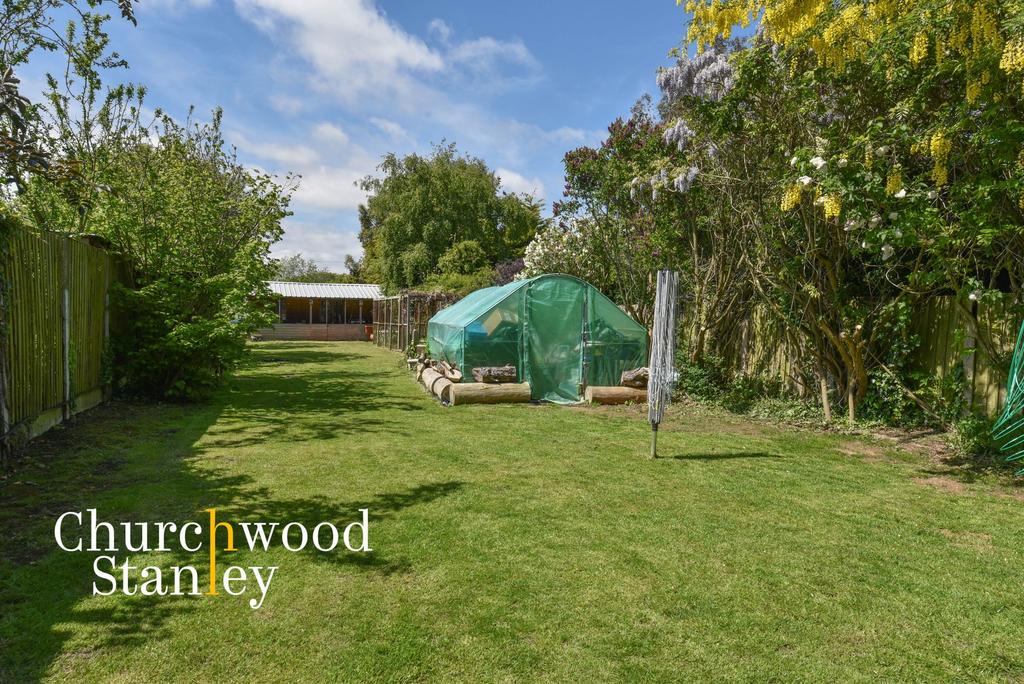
[414,358,527,405]
[438,360,462,382]
[420,367,453,404]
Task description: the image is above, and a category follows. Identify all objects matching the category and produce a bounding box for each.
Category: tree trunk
[585,386,647,405]
[449,382,531,405]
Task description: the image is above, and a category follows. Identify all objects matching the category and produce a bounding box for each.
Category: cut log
[437,360,463,382]
[471,365,517,383]
[415,362,426,382]
[585,386,647,405]
[420,367,453,403]
[620,367,649,389]
[449,382,531,406]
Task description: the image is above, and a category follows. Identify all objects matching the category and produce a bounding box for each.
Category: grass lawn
[2,341,1023,682]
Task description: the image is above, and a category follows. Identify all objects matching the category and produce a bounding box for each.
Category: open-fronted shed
[428,274,648,403]
[260,281,382,341]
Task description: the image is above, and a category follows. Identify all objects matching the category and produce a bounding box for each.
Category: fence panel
[681,295,1020,418]
[3,226,121,449]
[374,292,456,352]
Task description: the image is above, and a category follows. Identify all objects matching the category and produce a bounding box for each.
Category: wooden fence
[681,296,1019,418]
[2,226,124,454]
[372,292,455,352]
[910,297,1017,417]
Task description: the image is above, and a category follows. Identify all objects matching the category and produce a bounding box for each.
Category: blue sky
[28,1,691,272]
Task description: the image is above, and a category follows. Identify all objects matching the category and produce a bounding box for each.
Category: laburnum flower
[780,184,802,211]
[823,195,841,219]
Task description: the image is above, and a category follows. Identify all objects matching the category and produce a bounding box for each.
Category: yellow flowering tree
[667,0,1024,421]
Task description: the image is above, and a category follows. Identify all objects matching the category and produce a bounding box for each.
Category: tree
[275,254,320,280]
[357,142,544,293]
[1,0,138,192]
[18,57,294,399]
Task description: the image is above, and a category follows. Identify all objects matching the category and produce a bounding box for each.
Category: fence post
[0,282,10,463]
[962,299,978,415]
[61,238,71,422]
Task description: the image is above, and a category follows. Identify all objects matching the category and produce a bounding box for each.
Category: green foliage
[424,267,497,298]
[0,1,138,191]
[436,240,488,276]
[17,73,292,400]
[275,253,356,283]
[400,243,432,287]
[674,349,728,401]
[949,415,999,462]
[111,273,271,401]
[358,142,544,293]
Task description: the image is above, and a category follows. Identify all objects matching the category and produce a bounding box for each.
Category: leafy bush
[424,268,497,298]
[112,274,273,401]
[437,240,488,276]
[674,351,728,401]
[948,415,999,462]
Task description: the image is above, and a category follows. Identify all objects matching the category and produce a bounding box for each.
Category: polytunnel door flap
[526,277,585,403]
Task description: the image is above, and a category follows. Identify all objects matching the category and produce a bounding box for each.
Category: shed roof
[267,281,383,300]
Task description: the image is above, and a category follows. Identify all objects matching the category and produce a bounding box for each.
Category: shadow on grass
[198,344,425,451]
[916,453,1024,487]
[666,451,780,461]
[0,342,450,681]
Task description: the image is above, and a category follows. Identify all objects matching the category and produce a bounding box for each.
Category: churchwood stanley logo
[54,508,372,609]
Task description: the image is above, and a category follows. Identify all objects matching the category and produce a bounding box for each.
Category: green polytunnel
[427,274,649,404]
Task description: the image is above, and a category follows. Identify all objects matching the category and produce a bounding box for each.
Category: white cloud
[449,36,539,73]
[293,166,368,211]
[141,0,214,12]
[269,94,305,116]
[497,168,545,198]
[272,219,363,268]
[427,18,452,43]
[234,0,444,105]
[369,117,413,145]
[312,122,350,147]
[230,131,320,168]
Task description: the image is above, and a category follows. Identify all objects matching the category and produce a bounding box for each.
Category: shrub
[424,268,497,298]
[674,351,728,401]
[437,240,489,276]
[948,415,999,462]
[111,270,275,401]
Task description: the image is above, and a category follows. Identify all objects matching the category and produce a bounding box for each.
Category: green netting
[427,274,648,403]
